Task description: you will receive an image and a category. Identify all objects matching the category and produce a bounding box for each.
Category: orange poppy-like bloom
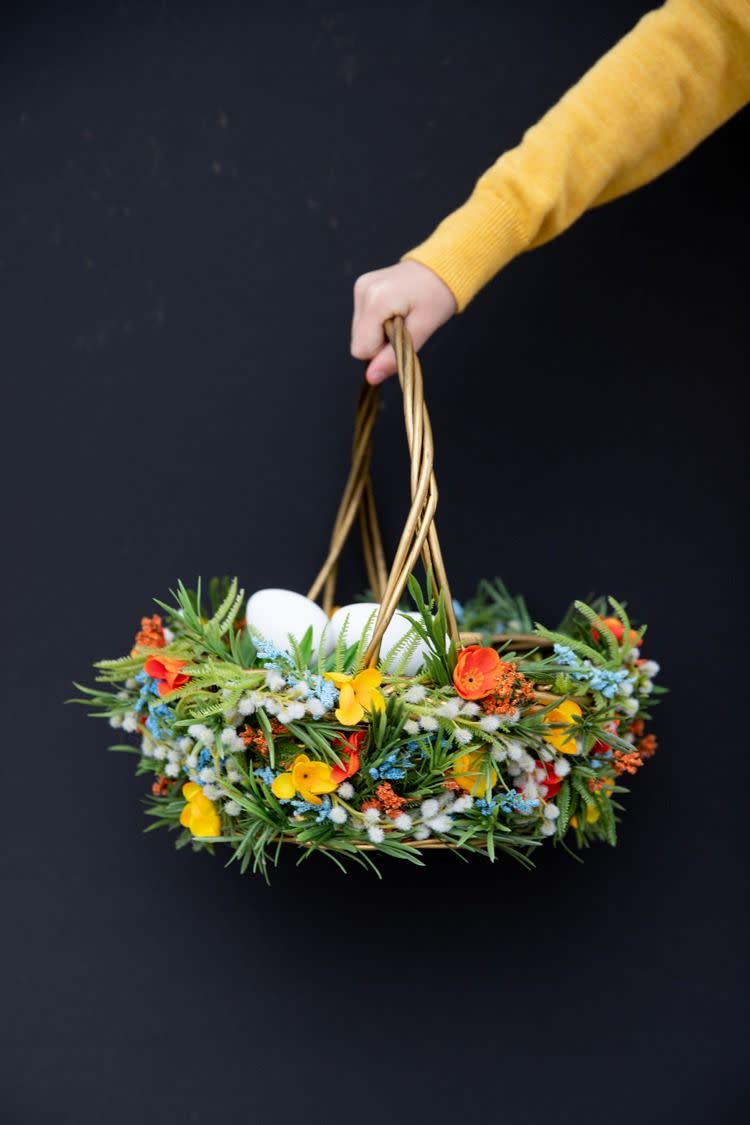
[131,613,166,656]
[453,646,503,700]
[591,616,640,647]
[143,655,191,698]
[331,730,365,784]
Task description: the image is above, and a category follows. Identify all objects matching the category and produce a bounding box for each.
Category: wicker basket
[80,313,659,870]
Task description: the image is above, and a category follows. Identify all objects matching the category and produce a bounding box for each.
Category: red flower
[537,762,562,799]
[453,645,502,701]
[144,655,191,697]
[591,616,640,648]
[331,729,365,783]
[592,719,619,757]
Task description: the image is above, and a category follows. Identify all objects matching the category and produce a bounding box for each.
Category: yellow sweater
[404,0,750,311]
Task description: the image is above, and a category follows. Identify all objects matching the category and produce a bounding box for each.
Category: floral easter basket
[77,317,663,877]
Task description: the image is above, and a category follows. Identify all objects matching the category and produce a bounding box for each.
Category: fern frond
[574,600,619,661]
[534,625,605,665]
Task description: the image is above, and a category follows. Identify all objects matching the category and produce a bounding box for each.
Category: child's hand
[351,261,456,385]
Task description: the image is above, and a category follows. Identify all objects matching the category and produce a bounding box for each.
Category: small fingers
[351,276,409,360]
[365,344,397,385]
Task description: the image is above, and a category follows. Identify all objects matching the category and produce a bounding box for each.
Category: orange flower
[131,614,166,656]
[144,655,191,697]
[481,662,534,715]
[331,730,365,784]
[591,616,640,647]
[453,646,502,700]
[376,782,407,819]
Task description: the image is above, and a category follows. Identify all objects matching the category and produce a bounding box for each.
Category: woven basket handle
[308,315,460,665]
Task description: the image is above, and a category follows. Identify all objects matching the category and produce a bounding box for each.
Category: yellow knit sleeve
[403,0,750,311]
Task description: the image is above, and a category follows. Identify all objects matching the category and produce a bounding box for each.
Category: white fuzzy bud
[427,814,453,833]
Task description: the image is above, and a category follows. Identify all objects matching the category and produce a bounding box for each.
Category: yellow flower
[570,804,600,829]
[542,699,583,754]
[271,753,337,805]
[179,781,221,838]
[571,780,614,827]
[324,668,385,726]
[450,749,497,798]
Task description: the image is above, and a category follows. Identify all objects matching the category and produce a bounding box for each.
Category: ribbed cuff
[401,186,527,312]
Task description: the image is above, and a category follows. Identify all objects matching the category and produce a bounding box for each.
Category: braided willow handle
[308,315,460,666]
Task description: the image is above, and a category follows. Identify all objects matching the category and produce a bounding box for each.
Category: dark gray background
[2,2,747,1122]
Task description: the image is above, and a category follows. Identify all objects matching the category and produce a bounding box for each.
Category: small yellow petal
[179,804,194,828]
[298,786,322,805]
[192,812,221,837]
[307,766,337,795]
[335,683,364,726]
[182,781,200,800]
[586,804,600,823]
[353,667,382,692]
[324,672,352,687]
[271,772,296,800]
[367,688,385,713]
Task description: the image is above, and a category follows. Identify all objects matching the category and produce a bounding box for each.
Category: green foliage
[73,572,662,879]
[406,573,456,685]
[460,577,534,634]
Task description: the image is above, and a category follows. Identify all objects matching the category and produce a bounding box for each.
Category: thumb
[365,344,397,385]
[365,310,437,385]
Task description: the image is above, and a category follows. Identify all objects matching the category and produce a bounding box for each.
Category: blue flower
[287,796,323,816]
[254,766,277,787]
[552,644,630,698]
[553,643,580,668]
[586,668,630,698]
[476,797,496,817]
[254,639,289,664]
[198,747,214,770]
[144,701,175,739]
[134,672,161,712]
[369,749,413,781]
[314,796,333,823]
[499,790,539,816]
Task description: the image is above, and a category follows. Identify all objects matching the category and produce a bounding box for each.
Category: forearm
[404,0,750,311]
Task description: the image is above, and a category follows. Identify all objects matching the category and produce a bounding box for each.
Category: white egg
[246,589,334,656]
[329,602,381,649]
[382,611,434,677]
[330,603,444,677]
